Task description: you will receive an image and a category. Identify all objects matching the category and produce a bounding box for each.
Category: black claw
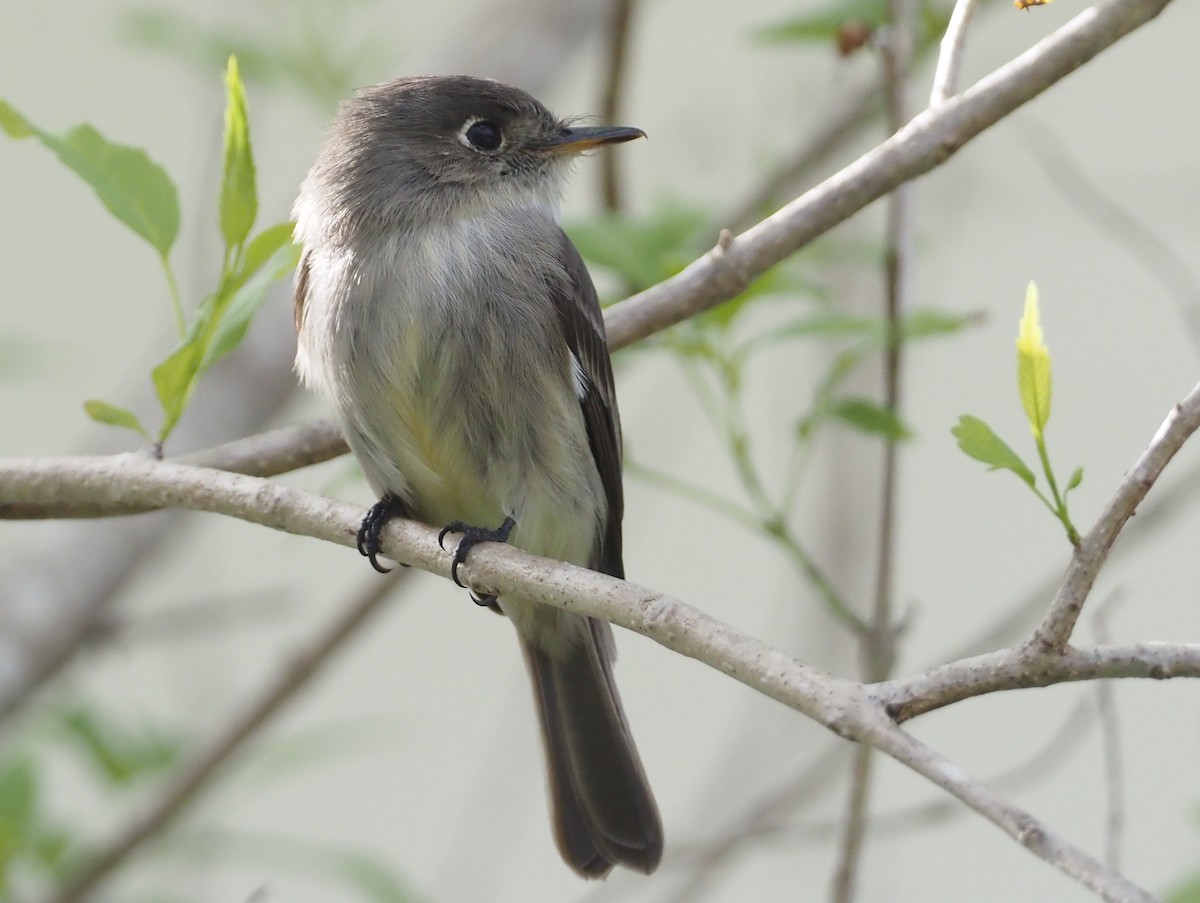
[470,590,498,608]
[438,516,516,589]
[356,493,410,573]
[436,521,465,552]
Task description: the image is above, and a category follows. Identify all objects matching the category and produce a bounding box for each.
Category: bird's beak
[543,125,646,155]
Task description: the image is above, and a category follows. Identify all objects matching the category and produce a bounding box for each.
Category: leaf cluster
[571,205,976,630]
[952,283,1082,545]
[1,57,299,450]
[0,702,180,897]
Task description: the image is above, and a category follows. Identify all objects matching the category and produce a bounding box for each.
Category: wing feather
[550,231,624,579]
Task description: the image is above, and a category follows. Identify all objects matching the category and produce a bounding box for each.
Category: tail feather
[522,617,662,877]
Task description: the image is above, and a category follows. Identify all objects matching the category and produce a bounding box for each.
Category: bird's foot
[438,516,516,605]
[356,493,410,573]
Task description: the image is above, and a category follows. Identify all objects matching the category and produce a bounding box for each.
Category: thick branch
[0,454,1163,901]
[0,420,348,520]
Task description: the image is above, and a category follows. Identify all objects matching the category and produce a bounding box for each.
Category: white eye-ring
[458,116,505,153]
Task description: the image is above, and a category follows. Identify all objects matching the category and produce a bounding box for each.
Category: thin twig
[868,0,918,681]
[930,0,982,104]
[604,0,1176,352]
[832,4,918,897]
[831,743,875,903]
[863,725,1156,903]
[1022,121,1200,351]
[1092,592,1127,871]
[677,698,1094,852]
[88,589,295,645]
[881,642,1200,722]
[42,569,409,903]
[721,79,885,234]
[658,742,846,903]
[1029,380,1200,652]
[931,464,1200,665]
[725,0,1007,231]
[599,0,637,212]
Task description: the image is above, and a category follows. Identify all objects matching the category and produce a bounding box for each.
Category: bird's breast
[306,210,605,565]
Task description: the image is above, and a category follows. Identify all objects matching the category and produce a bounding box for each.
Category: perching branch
[0,419,347,520]
[8,373,1200,903]
[0,395,1186,903]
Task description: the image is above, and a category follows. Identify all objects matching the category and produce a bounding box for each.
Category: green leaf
[766,312,881,341]
[1016,281,1052,439]
[566,202,709,293]
[0,756,35,888]
[746,308,977,356]
[829,398,912,440]
[757,0,890,42]
[231,718,394,786]
[219,55,257,250]
[897,309,979,340]
[0,100,179,257]
[152,227,297,441]
[83,399,150,440]
[0,102,32,138]
[655,331,720,362]
[797,346,870,439]
[756,0,950,46]
[238,221,296,282]
[119,8,380,112]
[697,265,820,332]
[952,415,1036,487]
[57,706,180,786]
[202,238,300,370]
[1167,875,1200,903]
[1065,466,1084,491]
[152,332,208,441]
[28,826,73,876]
[0,756,36,829]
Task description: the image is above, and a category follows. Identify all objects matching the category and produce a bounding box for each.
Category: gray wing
[551,230,624,579]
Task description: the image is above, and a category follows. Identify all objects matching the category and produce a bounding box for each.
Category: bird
[292,75,662,878]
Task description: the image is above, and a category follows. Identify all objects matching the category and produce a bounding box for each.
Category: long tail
[521,616,663,878]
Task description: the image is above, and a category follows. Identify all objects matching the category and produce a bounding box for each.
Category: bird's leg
[356,492,411,573]
[437,515,516,606]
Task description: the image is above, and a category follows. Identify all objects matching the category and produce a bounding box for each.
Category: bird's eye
[461,119,503,152]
